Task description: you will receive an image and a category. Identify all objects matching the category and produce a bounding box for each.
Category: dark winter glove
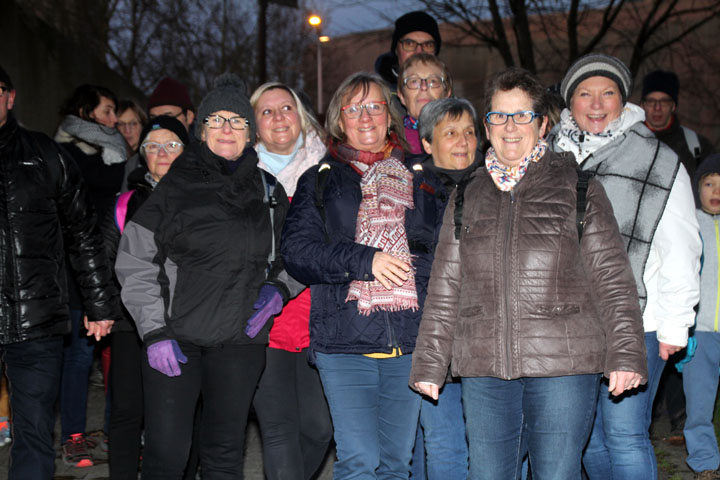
[146,339,188,377]
[245,285,283,338]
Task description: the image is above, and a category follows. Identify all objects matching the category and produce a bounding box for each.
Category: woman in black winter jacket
[102,115,188,480]
[115,75,301,478]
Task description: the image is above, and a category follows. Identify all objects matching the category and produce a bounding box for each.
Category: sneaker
[0,417,10,447]
[62,433,94,467]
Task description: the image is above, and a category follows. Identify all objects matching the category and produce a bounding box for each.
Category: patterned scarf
[331,136,418,315]
[486,139,547,191]
[553,103,646,164]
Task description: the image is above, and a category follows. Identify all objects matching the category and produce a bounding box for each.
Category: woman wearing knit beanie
[115,73,303,478]
[548,53,701,480]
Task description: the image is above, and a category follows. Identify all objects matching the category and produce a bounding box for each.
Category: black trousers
[253,347,333,480]
[142,342,265,480]
[109,330,144,480]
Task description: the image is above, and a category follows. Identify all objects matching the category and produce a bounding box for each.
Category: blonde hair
[250,82,325,143]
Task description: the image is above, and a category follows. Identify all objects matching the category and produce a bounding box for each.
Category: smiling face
[422,111,477,170]
[700,173,720,215]
[339,83,389,153]
[89,96,117,128]
[143,129,184,182]
[570,76,624,134]
[201,110,250,160]
[484,88,547,168]
[255,88,301,155]
[398,62,450,119]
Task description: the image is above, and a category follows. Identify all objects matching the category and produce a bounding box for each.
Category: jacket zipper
[384,311,398,355]
[502,190,515,379]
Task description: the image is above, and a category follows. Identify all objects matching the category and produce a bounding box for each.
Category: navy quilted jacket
[281,152,446,355]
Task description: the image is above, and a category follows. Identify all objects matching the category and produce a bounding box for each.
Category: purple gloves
[245,285,283,338]
[147,339,188,377]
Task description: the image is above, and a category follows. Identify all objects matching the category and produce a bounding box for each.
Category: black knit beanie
[195,73,256,141]
[0,65,14,89]
[693,153,720,208]
[642,70,679,104]
[561,53,632,105]
[391,11,441,56]
[139,115,190,148]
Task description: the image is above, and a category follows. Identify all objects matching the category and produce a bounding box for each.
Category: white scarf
[553,103,646,164]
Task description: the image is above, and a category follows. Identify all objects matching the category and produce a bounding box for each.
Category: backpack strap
[315,162,332,242]
[576,170,594,240]
[682,126,702,160]
[114,190,135,234]
[260,170,278,267]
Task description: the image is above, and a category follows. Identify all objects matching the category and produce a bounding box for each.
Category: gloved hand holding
[245,285,283,338]
[147,339,188,377]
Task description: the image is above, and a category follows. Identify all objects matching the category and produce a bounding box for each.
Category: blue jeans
[683,331,720,473]
[411,381,468,479]
[60,308,95,442]
[462,374,600,480]
[583,332,665,479]
[2,335,63,479]
[315,353,421,479]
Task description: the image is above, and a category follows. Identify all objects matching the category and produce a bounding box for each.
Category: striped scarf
[486,139,547,191]
[333,138,418,315]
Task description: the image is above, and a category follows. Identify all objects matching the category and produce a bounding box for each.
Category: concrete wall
[0,0,144,136]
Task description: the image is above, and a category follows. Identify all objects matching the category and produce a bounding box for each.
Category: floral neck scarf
[486,138,547,192]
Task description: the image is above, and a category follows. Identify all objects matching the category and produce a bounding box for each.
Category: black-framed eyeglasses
[485,111,541,125]
[398,38,435,53]
[141,141,185,155]
[642,98,674,108]
[204,115,248,130]
[403,75,444,90]
[341,102,388,119]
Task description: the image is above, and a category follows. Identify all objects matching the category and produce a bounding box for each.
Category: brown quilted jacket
[409,151,648,386]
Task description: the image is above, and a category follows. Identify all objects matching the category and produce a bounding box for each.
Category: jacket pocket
[532,304,581,316]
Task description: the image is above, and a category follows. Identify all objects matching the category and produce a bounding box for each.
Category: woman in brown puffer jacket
[409,67,647,480]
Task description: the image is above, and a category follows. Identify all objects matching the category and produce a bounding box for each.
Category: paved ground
[0,381,701,479]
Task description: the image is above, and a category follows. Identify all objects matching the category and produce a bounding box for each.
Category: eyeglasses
[398,38,435,53]
[149,110,184,120]
[485,111,541,125]
[642,98,674,108]
[204,115,248,130]
[142,141,185,155]
[117,120,140,130]
[341,102,388,119]
[403,75,444,90]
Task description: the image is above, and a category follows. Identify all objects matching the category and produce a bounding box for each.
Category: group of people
[0,8,717,480]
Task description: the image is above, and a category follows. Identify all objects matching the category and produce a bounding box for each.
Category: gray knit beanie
[560,53,632,105]
[195,73,256,141]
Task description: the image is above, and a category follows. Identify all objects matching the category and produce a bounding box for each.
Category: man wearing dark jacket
[642,70,714,178]
[0,65,119,479]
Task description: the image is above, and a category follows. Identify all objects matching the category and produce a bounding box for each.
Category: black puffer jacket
[0,115,119,344]
[116,143,300,347]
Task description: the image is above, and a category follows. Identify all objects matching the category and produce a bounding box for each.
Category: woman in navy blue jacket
[281,72,445,478]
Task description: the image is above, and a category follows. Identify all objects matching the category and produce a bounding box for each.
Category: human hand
[414,382,439,401]
[146,339,188,377]
[372,252,411,290]
[83,316,114,341]
[659,342,683,361]
[245,285,283,338]
[608,370,643,396]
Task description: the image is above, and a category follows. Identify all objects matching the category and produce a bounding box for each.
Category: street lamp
[308,14,328,114]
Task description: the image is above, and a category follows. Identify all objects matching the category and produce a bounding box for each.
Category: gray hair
[418,97,479,144]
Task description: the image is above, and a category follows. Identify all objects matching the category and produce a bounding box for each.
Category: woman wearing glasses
[409,68,647,480]
[115,74,300,478]
[397,53,452,155]
[281,72,444,478]
[102,115,187,479]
